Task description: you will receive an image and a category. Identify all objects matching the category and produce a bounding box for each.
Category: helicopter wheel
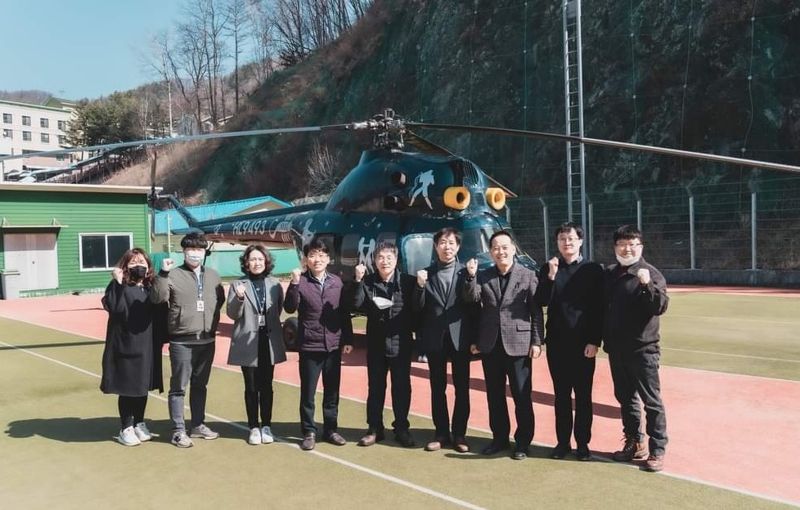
[282,317,299,351]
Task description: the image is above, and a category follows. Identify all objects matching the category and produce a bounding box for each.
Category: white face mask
[615,254,641,266]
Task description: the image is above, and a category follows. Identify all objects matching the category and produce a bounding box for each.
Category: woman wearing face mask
[100,248,164,446]
[226,245,286,445]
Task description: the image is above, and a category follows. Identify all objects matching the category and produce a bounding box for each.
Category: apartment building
[0,99,74,177]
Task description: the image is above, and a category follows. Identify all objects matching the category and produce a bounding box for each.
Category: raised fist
[161,258,175,272]
[465,258,478,277]
[354,264,366,282]
[416,269,428,288]
[233,281,246,299]
[636,268,651,285]
[547,257,559,281]
[290,268,302,284]
[111,268,124,284]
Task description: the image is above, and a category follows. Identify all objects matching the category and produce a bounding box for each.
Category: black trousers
[299,349,341,436]
[427,339,470,439]
[241,332,276,428]
[118,395,148,428]
[366,347,412,432]
[482,342,534,450]
[608,349,668,455]
[546,345,595,448]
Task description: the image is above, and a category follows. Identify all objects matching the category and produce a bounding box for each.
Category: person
[604,224,669,472]
[352,242,417,448]
[464,230,544,460]
[284,237,353,451]
[151,233,225,448]
[534,223,603,461]
[226,245,286,445]
[100,248,164,446]
[413,227,475,453]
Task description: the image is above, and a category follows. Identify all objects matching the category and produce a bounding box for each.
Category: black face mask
[129,265,148,281]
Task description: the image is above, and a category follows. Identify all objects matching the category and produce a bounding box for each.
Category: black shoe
[576,444,592,461]
[394,429,416,448]
[300,433,316,451]
[480,442,510,456]
[512,449,528,460]
[550,443,570,459]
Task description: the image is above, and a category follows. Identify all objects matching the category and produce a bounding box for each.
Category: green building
[0,182,154,298]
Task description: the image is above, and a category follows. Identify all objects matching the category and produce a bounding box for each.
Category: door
[3,233,59,291]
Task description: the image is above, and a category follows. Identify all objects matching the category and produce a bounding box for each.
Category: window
[58,120,66,131]
[41,133,50,143]
[2,129,11,139]
[22,115,31,126]
[2,113,11,123]
[40,118,49,128]
[22,131,31,141]
[401,234,434,275]
[80,233,133,270]
[58,135,66,146]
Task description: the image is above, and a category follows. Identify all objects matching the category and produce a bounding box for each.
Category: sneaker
[118,426,141,447]
[613,437,647,462]
[550,443,571,460]
[643,453,665,472]
[248,427,261,445]
[261,426,274,444]
[301,433,316,451]
[417,354,428,363]
[575,444,592,461]
[190,424,220,440]
[133,422,152,442]
[171,430,194,448]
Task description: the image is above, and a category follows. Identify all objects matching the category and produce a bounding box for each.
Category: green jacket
[151,264,225,343]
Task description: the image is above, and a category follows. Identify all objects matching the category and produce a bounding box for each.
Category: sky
[0,0,186,100]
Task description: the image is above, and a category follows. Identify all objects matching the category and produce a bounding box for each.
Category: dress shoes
[325,431,347,446]
[453,437,470,453]
[424,436,451,452]
[300,433,316,451]
[480,442,510,456]
[357,429,385,447]
[643,453,665,472]
[512,449,529,461]
[576,444,592,461]
[394,429,417,448]
[550,443,571,459]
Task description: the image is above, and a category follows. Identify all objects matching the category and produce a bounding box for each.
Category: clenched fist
[161,258,175,272]
[290,268,302,284]
[416,269,428,288]
[233,281,246,299]
[636,268,651,285]
[354,264,366,282]
[547,257,559,281]
[465,258,478,277]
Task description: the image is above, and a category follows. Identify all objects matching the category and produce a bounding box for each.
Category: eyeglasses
[615,242,643,249]
[557,237,580,243]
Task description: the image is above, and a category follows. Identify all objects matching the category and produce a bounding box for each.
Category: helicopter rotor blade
[408,122,800,175]
[404,130,454,156]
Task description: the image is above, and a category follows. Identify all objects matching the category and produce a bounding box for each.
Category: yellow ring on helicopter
[443,186,471,210]
[485,187,506,210]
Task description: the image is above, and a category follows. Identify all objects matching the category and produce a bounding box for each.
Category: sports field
[0,289,798,509]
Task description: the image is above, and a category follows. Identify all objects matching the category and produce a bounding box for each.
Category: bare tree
[187,0,229,128]
[225,0,249,112]
[248,0,277,85]
[306,140,341,195]
[174,20,208,131]
[273,0,309,66]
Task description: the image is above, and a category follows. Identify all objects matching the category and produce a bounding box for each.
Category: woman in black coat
[100,248,164,446]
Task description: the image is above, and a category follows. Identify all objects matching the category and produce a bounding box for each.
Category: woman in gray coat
[227,245,287,445]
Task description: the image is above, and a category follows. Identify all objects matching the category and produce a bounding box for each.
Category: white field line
[661,346,800,364]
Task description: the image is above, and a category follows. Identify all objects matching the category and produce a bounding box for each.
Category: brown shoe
[453,437,470,453]
[357,429,384,447]
[325,431,347,446]
[612,437,647,462]
[300,433,316,451]
[643,453,665,472]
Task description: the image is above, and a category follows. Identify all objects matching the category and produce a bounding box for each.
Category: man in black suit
[413,228,475,453]
[464,230,544,460]
[534,222,603,461]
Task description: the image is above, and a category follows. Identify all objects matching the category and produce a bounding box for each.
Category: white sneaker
[248,427,261,445]
[118,426,141,447]
[134,422,152,442]
[261,426,274,444]
[171,430,194,448]
[190,424,220,440]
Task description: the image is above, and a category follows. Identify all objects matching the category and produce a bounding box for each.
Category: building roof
[0,99,73,114]
[0,182,159,195]
[154,195,291,234]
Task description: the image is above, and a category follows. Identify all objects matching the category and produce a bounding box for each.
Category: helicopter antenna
[347,108,406,149]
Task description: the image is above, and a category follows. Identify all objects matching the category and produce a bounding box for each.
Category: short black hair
[613,224,643,243]
[489,229,514,247]
[374,241,398,260]
[240,244,275,276]
[554,222,584,240]
[181,232,208,249]
[303,236,330,256]
[433,227,461,245]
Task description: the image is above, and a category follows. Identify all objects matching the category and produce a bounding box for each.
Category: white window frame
[41,133,50,143]
[78,232,134,271]
[2,129,11,139]
[40,118,49,128]
[58,120,67,131]
[22,131,31,141]
[2,113,11,124]
[22,115,31,126]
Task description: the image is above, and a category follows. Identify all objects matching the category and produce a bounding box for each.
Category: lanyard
[249,280,266,313]
[195,269,205,299]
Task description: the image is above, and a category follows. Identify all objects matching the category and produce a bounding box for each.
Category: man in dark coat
[604,225,669,472]
[534,222,603,461]
[352,241,417,448]
[413,227,475,453]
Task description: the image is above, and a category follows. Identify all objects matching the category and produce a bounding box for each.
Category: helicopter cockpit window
[460,228,490,259]
[341,234,360,266]
[401,234,434,275]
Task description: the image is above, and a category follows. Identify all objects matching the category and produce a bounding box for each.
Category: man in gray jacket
[151,233,225,448]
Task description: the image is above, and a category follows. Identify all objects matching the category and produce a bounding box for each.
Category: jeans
[168,342,215,431]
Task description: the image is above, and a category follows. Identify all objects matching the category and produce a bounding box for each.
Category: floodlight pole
[563,0,587,231]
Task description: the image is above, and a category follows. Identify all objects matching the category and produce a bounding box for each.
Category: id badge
[196,300,205,312]
[258,314,266,328]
